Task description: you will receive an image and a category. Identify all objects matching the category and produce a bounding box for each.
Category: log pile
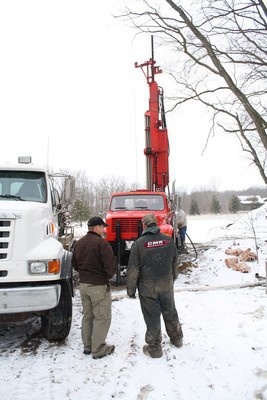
[225,248,257,273]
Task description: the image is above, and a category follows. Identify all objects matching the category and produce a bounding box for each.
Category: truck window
[110,194,164,211]
[0,171,47,203]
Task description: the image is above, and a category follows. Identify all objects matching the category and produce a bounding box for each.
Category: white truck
[0,156,75,341]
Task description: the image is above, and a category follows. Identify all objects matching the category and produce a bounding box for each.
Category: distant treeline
[178,186,267,215]
[65,169,266,222]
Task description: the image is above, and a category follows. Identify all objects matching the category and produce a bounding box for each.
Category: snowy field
[1,206,267,400]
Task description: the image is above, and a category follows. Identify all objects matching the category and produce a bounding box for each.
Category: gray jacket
[176,209,187,229]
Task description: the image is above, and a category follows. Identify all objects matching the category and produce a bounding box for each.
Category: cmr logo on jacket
[144,240,169,249]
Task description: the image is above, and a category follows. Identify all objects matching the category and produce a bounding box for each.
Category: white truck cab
[0,157,75,340]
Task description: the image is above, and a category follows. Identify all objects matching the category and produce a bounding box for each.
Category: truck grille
[111,218,142,234]
[0,220,12,260]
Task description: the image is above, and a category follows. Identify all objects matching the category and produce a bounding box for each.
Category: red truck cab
[105,190,174,281]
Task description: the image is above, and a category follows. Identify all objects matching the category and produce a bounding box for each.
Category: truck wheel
[41,279,72,341]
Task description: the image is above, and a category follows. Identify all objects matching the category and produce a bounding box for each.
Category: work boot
[180,240,188,254]
[143,345,163,358]
[92,345,115,359]
[170,327,184,348]
[170,337,183,348]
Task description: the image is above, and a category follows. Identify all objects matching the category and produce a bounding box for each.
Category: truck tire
[41,279,72,341]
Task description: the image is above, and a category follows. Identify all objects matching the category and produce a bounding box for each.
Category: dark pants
[179,226,187,241]
[139,280,183,349]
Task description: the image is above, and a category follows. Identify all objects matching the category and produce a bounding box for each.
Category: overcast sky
[0,0,264,193]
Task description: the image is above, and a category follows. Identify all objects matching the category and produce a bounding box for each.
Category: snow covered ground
[1,206,267,400]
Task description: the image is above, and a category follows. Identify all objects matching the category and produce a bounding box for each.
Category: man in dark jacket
[127,213,183,358]
[72,216,117,359]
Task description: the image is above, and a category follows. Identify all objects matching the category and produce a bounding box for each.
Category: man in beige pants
[72,217,117,359]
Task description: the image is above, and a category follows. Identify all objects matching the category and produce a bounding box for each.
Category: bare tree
[121,0,267,184]
[94,176,135,215]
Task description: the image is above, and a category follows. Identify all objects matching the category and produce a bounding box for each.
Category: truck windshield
[0,171,47,203]
[110,194,164,211]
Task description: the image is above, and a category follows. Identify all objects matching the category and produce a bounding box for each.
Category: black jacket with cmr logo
[127,226,178,298]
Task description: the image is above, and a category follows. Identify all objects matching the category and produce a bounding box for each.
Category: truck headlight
[29,261,47,274]
[29,259,60,274]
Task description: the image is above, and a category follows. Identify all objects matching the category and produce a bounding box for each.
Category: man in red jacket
[72,216,117,359]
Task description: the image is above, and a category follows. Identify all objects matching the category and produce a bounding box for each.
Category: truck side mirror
[53,189,60,207]
[64,177,75,203]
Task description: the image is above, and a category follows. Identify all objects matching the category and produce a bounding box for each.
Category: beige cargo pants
[79,283,112,357]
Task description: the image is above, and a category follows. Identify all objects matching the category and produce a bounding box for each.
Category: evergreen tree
[189,199,200,215]
[228,195,241,214]
[72,198,91,226]
[210,195,222,214]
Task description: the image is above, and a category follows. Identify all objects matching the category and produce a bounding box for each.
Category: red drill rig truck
[105,38,177,284]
